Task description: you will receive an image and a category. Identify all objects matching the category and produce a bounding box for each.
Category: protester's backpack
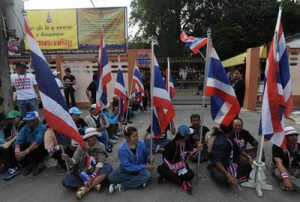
[205,127,223,153]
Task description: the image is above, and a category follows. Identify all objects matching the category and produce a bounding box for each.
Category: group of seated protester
[1,108,300,200]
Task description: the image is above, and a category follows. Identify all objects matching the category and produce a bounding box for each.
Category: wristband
[90,172,97,179]
[226,173,230,177]
[281,173,289,179]
[26,149,30,154]
[15,148,21,153]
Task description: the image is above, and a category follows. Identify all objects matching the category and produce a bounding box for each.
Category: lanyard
[11,121,23,137]
[177,141,186,162]
[286,144,298,168]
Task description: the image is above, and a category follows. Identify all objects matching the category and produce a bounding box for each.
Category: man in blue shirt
[14,111,47,176]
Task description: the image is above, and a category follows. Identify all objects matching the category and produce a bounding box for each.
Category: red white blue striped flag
[114,56,128,116]
[24,19,85,147]
[206,47,241,126]
[165,61,175,99]
[260,10,293,148]
[96,31,112,109]
[180,31,207,54]
[133,63,144,106]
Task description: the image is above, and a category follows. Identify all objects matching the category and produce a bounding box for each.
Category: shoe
[109,183,122,194]
[56,163,66,173]
[3,167,21,180]
[23,166,33,176]
[158,176,167,184]
[106,148,112,153]
[115,131,122,137]
[122,121,127,125]
[109,139,117,144]
[111,135,119,140]
[142,182,147,188]
[0,165,8,174]
[94,184,102,192]
[32,163,46,176]
[76,187,87,200]
[127,120,132,124]
[182,181,192,194]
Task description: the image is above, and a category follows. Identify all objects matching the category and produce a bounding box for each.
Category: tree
[130,0,300,60]
[0,0,14,116]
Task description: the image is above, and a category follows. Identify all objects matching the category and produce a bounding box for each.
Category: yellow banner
[25,9,78,50]
[77,8,125,45]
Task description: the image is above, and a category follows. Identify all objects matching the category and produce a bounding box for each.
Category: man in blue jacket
[14,111,47,176]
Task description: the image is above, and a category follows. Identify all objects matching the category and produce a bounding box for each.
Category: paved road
[1,105,300,202]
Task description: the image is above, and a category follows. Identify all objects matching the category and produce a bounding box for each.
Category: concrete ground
[1,105,300,202]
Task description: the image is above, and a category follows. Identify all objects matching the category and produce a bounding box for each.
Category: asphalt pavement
[1,105,300,202]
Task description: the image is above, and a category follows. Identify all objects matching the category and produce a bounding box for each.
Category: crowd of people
[0,62,299,200]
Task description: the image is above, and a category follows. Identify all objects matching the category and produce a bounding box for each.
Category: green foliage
[129,0,300,60]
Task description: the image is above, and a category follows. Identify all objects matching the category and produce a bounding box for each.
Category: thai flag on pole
[114,55,128,117]
[180,31,208,54]
[259,10,293,148]
[96,31,112,109]
[24,19,85,147]
[133,63,144,106]
[152,55,175,135]
[206,47,241,126]
[165,60,175,99]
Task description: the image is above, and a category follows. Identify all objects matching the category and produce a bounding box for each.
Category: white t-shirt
[11,73,37,100]
[55,78,65,97]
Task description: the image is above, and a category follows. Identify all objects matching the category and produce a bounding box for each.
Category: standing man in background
[232,67,245,108]
[63,68,76,108]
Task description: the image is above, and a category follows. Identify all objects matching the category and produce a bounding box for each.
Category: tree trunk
[0,2,14,115]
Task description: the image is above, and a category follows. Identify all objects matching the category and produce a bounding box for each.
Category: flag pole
[196,27,211,183]
[60,145,70,175]
[124,62,135,125]
[117,54,123,132]
[167,57,173,134]
[150,41,155,158]
[241,5,282,197]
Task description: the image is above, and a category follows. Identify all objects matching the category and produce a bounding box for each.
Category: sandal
[76,187,87,200]
[94,184,102,192]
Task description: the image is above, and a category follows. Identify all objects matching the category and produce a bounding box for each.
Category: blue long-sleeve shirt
[14,122,47,145]
[118,140,150,173]
[102,111,119,124]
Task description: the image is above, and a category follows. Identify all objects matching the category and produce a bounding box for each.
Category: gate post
[244,47,259,110]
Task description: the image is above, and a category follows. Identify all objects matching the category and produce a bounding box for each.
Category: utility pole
[0,0,14,115]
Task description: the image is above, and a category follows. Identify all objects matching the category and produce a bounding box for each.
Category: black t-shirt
[87,81,97,102]
[146,124,170,140]
[231,129,256,150]
[3,121,26,139]
[233,79,245,107]
[188,125,209,145]
[63,75,76,89]
[272,143,300,168]
[75,118,88,136]
[163,140,193,164]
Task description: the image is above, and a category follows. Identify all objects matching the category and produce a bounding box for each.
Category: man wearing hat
[63,68,76,108]
[10,62,41,118]
[53,70,65,97]
[272,126,300,192]
[61,127,112,200]
[13,111,47,176]
[1,110,26,180]
[69,107,88,136]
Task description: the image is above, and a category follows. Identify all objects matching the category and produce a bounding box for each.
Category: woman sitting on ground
[157,125,203,194]
[61,128,112,200]
[108,126,154,193]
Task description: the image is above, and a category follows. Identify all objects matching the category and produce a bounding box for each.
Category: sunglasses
[286,134,299,137]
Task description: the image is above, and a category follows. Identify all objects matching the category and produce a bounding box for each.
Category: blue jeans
[62,164,112,189]
[97,130,109,149]
[17,98,38,118]
[144,138,170,153]
[108,167,152,190]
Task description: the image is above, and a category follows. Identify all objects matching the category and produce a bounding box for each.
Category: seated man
[272,126,300,192]
[14,111,48,176]
[84,104,112,152]
[1,110,26,179]
[207,124,252,186]
[69,107,88,136]
[187,114,209,162]
[231,118,258,160]
[142,121,176,153]
[102,106,122,144]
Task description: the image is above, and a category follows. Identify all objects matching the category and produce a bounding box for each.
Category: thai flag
[180,31,207,54]
[133,63,144,106]
[24,19,85,147]
[206,47,241,126]
[165,61,175,99]
[96,31,112,109]
[114,56,128,117]
[260,12,293,148]
[152,55,175,135]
